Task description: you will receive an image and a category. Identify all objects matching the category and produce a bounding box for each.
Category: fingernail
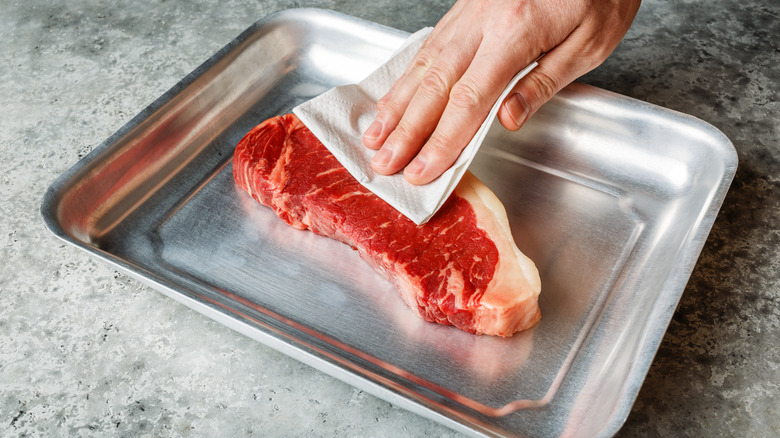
[506,92,530,127]
[372,144,393,168]
[405,155,427,178]
[364,120,383,140]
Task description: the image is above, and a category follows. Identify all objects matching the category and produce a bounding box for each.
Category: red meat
[233,114,541,336]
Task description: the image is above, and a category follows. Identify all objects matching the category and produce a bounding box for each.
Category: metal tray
[41,9,737,438]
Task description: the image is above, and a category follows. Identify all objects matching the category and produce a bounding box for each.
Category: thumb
[497,24,616,131]
[497,54,580,131]
[497,0,641,131]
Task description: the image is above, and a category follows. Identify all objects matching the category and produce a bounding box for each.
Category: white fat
[453,172,542,335]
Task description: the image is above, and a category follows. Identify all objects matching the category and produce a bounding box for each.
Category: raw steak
[233,114,541,336]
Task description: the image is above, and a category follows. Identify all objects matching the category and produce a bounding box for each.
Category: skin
[362,0,642,185]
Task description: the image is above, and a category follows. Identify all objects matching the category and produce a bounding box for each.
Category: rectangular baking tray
[41,9,737,438]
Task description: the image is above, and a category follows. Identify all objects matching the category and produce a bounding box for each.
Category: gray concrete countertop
[2,0,778,436]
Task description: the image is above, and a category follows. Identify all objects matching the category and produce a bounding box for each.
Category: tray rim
[40,8,739,438]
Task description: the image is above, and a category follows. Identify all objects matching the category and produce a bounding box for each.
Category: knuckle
[419,67,451,99]
[391,121,419,143]
[415,137,458,179]
[528,70,559,102]
[379,94,410,121]
[412,51,434,73]
[423,136,452,160]
[449,80,483,111]
[382,97,406,118]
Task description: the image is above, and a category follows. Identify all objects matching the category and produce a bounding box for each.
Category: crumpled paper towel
[293,28,537,224]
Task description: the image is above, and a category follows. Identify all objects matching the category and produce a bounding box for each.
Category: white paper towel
[293,28,537,224]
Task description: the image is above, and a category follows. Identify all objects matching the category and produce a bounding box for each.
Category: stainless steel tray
[41,9,737,437]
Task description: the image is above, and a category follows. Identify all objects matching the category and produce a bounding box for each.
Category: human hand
[362,0,641,185]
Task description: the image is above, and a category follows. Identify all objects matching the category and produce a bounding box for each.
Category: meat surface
[233,114,541,336]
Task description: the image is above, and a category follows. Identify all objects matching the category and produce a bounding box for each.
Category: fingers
[365,0,641,186]
[371,44,482,178]
[374,3,461,113]
[362,50,436,151]
[365,5,539,184]
[363,19,460,151]
[402,46,521,184]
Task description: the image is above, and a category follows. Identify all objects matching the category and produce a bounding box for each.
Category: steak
[233,114,541,336]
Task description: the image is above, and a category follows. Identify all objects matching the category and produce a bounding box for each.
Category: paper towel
[293,28,537,225]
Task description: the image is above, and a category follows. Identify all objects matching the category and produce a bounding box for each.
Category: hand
[362,0,641,184]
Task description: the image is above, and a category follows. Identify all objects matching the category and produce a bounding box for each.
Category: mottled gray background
[2,0,778,436]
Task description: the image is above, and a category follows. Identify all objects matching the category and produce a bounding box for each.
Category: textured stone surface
[1,0,778,436]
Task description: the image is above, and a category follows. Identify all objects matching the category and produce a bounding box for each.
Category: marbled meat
[233,114,541,336]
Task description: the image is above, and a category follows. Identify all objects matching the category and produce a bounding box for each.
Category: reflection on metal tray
[41,9,737,438]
